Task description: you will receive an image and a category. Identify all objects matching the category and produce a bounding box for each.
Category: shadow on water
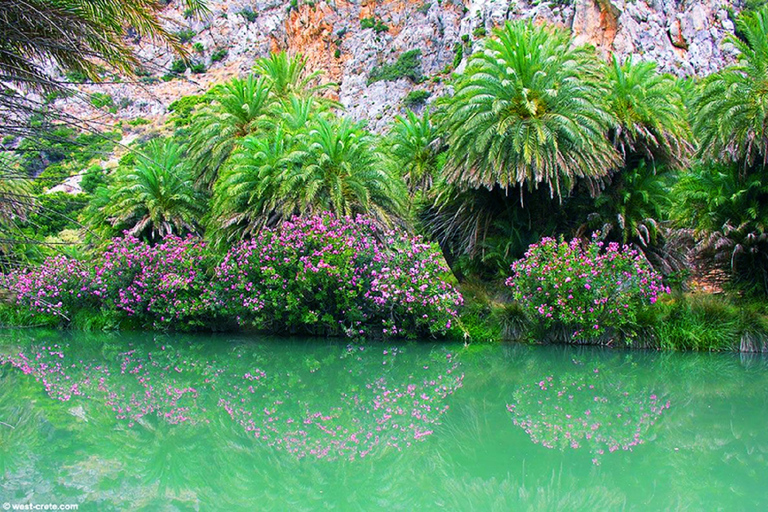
[0,330,766,510]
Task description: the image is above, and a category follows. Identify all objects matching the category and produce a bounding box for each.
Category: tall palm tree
[439,21,619,199]
[605,54,692,170]
[386,109,442,199]
[693,6,768,167]
[577,55,691,272]
[253,51,335,100]
[188,75,273,190]
[209,127,302,245]
[104,139,204,242]
[284,117,405,225]
[683,5,768,294]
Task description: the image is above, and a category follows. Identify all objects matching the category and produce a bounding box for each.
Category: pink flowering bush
[506,235,669,341]
[91,235,213,328]
[6,215,462,336]
[213,214,462,338]
[7,255,93,320]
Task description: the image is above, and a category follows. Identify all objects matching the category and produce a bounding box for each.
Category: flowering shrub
[213,214,462,338]
[506,235,668,340]
[7,255,93,319]
[6,214,462,336]
[91,235,212,328]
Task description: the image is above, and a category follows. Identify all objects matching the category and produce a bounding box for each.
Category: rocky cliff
[61,0,740,132]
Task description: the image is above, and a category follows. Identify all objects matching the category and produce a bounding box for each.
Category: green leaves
[693,6,768,165]
[440,21,619,199]
[100,139,203,242]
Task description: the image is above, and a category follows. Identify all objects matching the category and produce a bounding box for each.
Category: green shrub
[417,2,431,14]
[368,49,422,84]
[361,17,389,33]
[127,117,150,127]
[211,49,228,62]
[176,29,196,43]
[402,89,431,108]
[89,92,114,110]
[193,42,204,54]
[65,71,87,83]
[170,59,188,74]
[452,41,463,68]
[238,7,257,22]
[189,60,206,74]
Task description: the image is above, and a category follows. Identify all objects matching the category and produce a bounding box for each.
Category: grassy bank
[454,283,768,352]
[3,282,767,353]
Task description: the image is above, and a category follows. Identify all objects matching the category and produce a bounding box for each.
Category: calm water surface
[0,329,766,510]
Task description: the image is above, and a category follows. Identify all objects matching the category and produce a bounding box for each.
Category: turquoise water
[0,330,766,510]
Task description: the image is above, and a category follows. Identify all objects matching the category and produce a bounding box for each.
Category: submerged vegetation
[3,10,768,351]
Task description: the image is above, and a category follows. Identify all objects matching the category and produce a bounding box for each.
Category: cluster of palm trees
[76,8,768,294]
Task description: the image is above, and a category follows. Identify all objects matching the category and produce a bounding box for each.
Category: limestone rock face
[60,0,740,132]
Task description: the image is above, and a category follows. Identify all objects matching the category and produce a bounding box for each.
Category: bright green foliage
[368,50,422,85]
[188,75,273,190]
[210,127,301,244]
[402,89,431,108]
[673,163,768,294]
[210,117,405,246]
[286,117,404,223]
[386,109,441,197]
[211,49,228,62]
[592,162,672,248]
[605,55,692,169]
[693,6,768,165]
[440,21,619,198]
[679,6,768,295]
[99,139,204,242]
[253,51,333,100]
[175,29,196,43]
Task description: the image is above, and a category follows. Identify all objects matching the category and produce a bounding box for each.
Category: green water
[0,330,766,510]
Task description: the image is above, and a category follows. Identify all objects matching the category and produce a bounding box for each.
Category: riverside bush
[8,255,92,320]
[6,214,462,337]
[506,235,668,341]
[212,214,462,338]
[91,235,212,328]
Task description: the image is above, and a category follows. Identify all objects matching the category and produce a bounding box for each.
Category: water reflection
[0,331,767,510]
[507,364,670,462]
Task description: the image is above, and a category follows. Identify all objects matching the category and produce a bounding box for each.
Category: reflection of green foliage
[1,331,768,509]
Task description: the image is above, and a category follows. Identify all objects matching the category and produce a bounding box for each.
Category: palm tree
[605,54,692,170]
[672,163,768,294]
[439,21,619,199]
[693,6,768,167]
[682,5,768,294]
[103,139,204,242]
[209,127,302,245]
[386,109,442,199]
[576,55,691,272]
[0,0,206,92]
[188,75,273,190]
[284,117,405,225]
[253,51,335,100]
